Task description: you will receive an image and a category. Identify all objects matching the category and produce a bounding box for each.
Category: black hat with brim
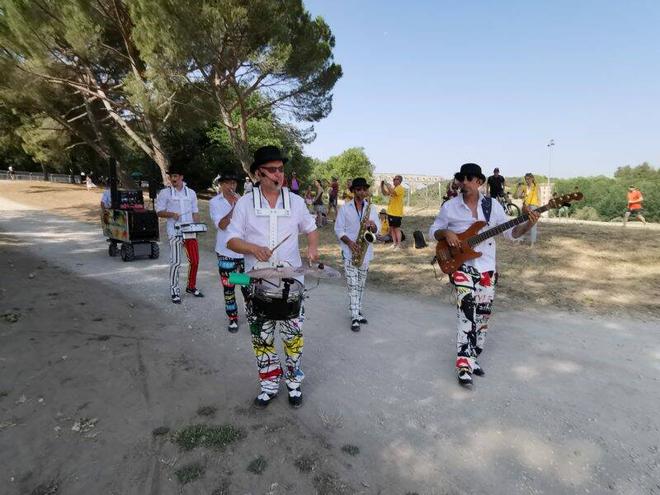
[455,163,486,183]
[218,170,240,182]
[350,177,371,191]
[250,145,289,173]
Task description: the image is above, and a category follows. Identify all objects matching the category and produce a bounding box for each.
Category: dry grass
[3,181,658,319]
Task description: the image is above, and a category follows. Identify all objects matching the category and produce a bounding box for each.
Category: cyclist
[486,167,506,199]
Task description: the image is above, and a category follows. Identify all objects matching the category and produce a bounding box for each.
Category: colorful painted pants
[450,264,496,371]
[168,236,199,296]
[217,255,247,321]
[247,306,305,395]
[343,257,369,320]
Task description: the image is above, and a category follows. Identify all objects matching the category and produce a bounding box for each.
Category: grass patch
[295,452,321,473]
[211,478,231,495]
[196,405,217,417]
[152,426,170,437]
[246,455,267,475]
[313,471,354,494]
[30,480,59,495]
[174,462,205,485]
[341,444,360,456]
[174,424,246,451]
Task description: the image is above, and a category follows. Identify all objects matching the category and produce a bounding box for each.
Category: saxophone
[352,200,374,267]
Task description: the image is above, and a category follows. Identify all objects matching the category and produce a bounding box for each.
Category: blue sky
[302,0,660,178]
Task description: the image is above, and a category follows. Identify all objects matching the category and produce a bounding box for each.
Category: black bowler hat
[455,163,486,183]
[218,170,240,182]
[349,177,371,191]
[250,145,289,173]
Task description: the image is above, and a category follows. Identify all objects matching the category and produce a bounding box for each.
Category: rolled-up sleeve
[334,205,347,240]
[226,197,247,242]
[155,190,167,213]
[429,205,448,239]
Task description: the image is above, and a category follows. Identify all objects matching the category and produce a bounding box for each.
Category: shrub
[573,206,601,221]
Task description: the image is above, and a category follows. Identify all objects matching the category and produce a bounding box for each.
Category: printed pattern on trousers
[247,305,305,395]
[168,237,200,295]
[217,255,248,320]
[450,264,496,371]
[343,257,369,320]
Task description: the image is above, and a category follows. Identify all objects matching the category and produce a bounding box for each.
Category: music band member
[209,171,248,333]
[429,163,539,387]
[155,166,203,304]
[334,177,379,332]
[226,146,319,409]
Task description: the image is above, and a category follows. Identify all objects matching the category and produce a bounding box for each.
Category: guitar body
[435,221,487,274]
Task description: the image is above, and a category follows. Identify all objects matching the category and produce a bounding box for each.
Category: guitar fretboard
[467,204,549,247]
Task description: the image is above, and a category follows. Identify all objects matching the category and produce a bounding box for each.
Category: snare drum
[248,279,304,321]
[175,222,208,239]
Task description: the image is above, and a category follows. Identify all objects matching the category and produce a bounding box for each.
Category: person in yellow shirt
[516,173,540,246]
[380,175,405,249]
[376,208,391,242]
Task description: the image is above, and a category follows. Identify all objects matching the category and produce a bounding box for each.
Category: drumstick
[271,234,292,254]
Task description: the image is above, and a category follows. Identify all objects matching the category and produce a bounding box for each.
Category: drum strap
[252,186,292,254]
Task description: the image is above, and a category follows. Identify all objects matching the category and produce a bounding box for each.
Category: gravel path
[1,197,659,494]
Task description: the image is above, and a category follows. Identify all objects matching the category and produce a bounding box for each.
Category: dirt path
[1,199,659,494]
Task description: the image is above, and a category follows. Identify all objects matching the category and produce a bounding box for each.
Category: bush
[573,206,601,221]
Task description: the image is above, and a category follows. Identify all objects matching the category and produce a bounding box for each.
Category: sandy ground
[1,185,660,494]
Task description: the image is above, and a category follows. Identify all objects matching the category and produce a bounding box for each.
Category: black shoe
[287,385,303,408]
[171,294,181,304]
[473,361,485,376]
[350,319,361,332]
[186,288,204,297]
[253,392,277,409]
[457,367,473,387]
[227,320,239,333]
[357,314,368,324]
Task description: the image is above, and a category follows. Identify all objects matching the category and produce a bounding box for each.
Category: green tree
[313,147,375,184]
[129,0,342,176]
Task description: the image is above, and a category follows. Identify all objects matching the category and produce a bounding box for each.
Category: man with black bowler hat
[226,145,318,409]
[429,163,540,387]
[334,177,379,332]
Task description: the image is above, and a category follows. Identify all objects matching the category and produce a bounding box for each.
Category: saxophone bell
[363,230,376,243]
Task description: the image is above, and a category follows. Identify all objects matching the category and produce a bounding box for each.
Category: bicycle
[496,192,520,217]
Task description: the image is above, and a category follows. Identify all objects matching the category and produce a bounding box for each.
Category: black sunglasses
[454,173,475,182]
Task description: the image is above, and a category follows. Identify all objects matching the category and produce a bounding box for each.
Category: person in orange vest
[623,185,647,226]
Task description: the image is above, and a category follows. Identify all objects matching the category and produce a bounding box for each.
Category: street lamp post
[547,139,555,187]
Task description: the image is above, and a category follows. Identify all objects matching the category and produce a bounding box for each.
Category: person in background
[209,171,247,333]
[290,171,300,195]
[381,175,405,249]
[486,168,506,199]
[155,166,203,304]
[304,185,314,211]
[328,177,339,221]
[623,185,647,226]
[244,176,253,194]
[376,208,391,242]
[516,173,540,246]
[312,179,326,227]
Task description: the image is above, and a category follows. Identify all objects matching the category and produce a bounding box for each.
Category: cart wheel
[108,242,119,257]
[506,203,520,217]
[149,242,160,259]
[120,243,135,262]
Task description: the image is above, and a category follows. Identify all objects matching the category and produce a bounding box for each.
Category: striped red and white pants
[168,236,199,296]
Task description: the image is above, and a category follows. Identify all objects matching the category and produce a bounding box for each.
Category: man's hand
[366,220,377,231]
[348,240,360,255]
[526,208,540,225]
[444,231,461,248]
[251,244,272,262]
[307,245,319,264]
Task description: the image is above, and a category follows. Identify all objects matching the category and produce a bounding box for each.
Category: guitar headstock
[547,190,584,209]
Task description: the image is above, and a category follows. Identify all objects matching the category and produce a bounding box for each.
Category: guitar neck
[468,204,548,246]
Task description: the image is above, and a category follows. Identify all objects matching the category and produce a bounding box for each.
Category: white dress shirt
[226,188,317,274]
[155,184,199,238]
[209,193,243,258]
[334,199,380,269]
[428,193,514,273]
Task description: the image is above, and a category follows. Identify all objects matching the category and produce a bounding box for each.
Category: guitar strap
[481,196,492,224]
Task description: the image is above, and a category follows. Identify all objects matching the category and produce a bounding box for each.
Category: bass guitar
[435,191,583,274]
